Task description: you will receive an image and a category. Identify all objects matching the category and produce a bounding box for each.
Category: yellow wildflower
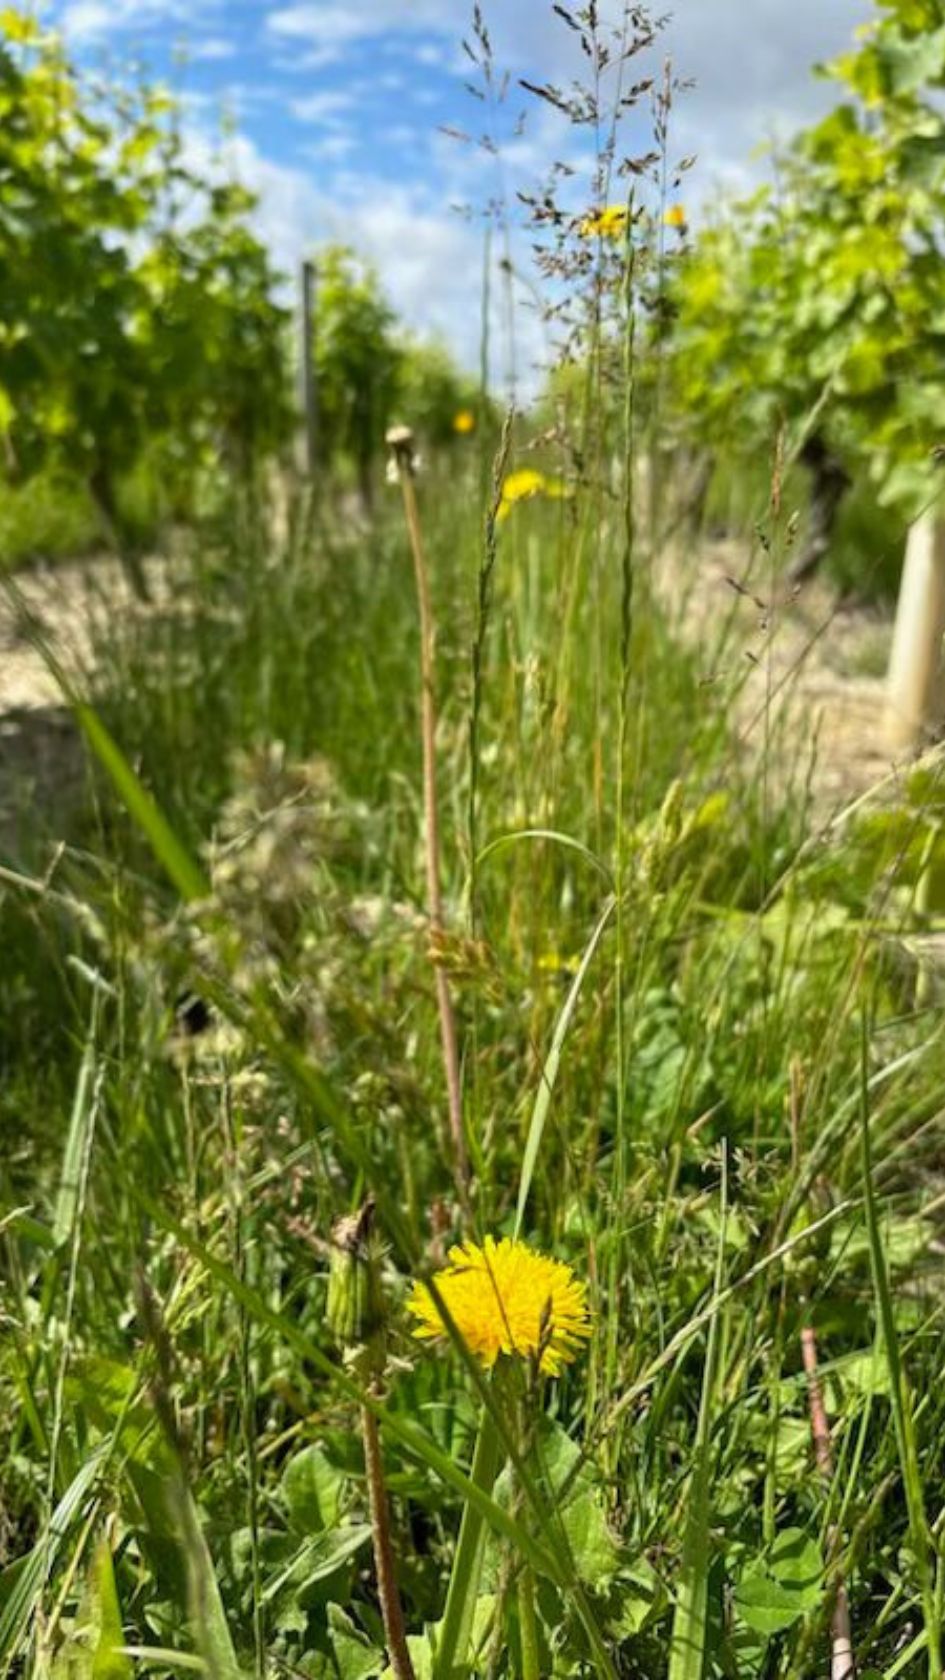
[407,1235,592,1376]
[579,204,629,240]
[537,952,580,978]
[497,468,569,521]
[664,203,687,231]
[453,409,476,435]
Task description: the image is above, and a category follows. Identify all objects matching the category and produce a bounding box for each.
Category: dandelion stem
[362,1392,417,1680]
[434,1406,504,1680]
[518,1567,540,1680]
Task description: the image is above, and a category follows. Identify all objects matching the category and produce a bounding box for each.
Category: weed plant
[3,6,945,1680]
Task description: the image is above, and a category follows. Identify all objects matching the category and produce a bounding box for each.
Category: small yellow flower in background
[499,467,545,510]
[579,204,629,240]
[453,409,476,435]
[407,1235,592,1376]
[664,203,687,231]
[537,951,580,978]
[497,467,570,521]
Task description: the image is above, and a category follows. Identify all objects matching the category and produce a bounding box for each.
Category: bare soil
[0,557,152,850]
[665,537,910,819]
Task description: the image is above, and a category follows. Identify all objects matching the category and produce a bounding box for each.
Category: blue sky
[46,0,870,383]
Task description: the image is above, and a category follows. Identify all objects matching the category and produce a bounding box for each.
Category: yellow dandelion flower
[499,467,546,511]
[579,204,629,240]
[537,951,580,978]
[453,408,476,435]
[664,203,687,231]
[497,468,570,521]
[407,1236,592,1376]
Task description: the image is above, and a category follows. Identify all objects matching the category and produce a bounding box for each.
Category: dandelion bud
[326,1198,385,1359]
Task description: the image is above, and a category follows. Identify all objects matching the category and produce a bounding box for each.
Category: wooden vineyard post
[299,258,318,478]
[885,510,945,751]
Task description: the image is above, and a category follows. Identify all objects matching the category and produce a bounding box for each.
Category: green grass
[2,430,945,1680]
[0,455,186,573]
[700,452,907,601]
[0,471,100,570]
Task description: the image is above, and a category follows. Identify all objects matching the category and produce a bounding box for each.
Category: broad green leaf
[767,1528,822,1599]
[281,1445,345,1536]
[734,1530,823,1637]
[498,1420,621,1591]
[607,1558,665,1638]
[328,1605,384,1680]
[260,1527,372,1607]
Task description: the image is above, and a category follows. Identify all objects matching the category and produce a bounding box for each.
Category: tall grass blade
[476,829,615,891]
[514,895,615,1239]
[74,703,209,904]
[53,1003,100,1249]
[90,1535,134,1680]
[176,1484,243,1680]
[860,1019,940,1679]
[432,1408,504,1680]
[0,1449,105,1671]
[668,1145,728,1680]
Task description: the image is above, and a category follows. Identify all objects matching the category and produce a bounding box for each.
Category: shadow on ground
[0,705,88,856]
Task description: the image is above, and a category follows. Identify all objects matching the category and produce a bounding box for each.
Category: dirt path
[666,536,905,816]
[0,557,154,850]
[0,548,177,703]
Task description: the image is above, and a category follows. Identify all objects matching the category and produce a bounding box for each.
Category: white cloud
[187,36,236,62]
[61,0,221,40]
[61,0,873,207]
[415,41,448,68]
[302,133,357,162]
[382,123,419,147]
[265,0,869,195]
[270,44,347,73]
[267,1,451,49]
[289,89,356,126]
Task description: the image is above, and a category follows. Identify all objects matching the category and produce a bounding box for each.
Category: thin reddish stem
[391,438,469,1198]
[802,1326,855,1680]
